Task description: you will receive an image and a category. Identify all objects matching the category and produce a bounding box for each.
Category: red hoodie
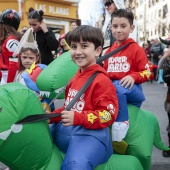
[50,64,118,129]
[103,38,151,84]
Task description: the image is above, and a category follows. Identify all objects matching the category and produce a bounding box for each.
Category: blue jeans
[113,80,145,122]
[50,123,113,170]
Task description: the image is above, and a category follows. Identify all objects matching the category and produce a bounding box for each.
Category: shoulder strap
[97,42,131,64]
[16,72,99,124]
[65,71,98,111]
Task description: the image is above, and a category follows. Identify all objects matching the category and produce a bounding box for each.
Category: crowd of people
[0,0,170,169]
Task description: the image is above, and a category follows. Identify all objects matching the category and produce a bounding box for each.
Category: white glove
[112,120,129,142]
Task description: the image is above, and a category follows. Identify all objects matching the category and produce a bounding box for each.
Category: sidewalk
[141,81,170,170]
[0,81,170,170]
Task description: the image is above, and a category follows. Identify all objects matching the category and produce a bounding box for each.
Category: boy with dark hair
[49,25,118,170]
[103,9,151,144]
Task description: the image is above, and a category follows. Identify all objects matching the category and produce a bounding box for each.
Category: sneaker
[112,120,129,142]
[162,150,170,157]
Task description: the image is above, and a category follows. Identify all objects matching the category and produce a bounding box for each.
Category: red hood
[112,38,136,48]
[75,64,108,78]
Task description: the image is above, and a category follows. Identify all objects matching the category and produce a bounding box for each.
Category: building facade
[0,0,80,37]
[125,0,170,43]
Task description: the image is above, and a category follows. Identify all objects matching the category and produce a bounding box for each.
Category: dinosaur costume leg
[112,81,145,142]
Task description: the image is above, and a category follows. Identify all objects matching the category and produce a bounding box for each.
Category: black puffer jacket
[34,27,58,65]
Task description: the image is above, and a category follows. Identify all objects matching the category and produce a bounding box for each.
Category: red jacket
[103,38,151,84]
[50,64,118,129]
[0,35,19,69]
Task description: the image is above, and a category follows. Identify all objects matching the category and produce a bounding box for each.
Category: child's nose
[75,47,82,54]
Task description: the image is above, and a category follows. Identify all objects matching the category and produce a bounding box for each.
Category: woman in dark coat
[28,7,58,65]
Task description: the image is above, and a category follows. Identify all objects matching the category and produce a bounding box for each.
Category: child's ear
[130,25,135,33]
[95,46,102,57]
[36,56,40,63]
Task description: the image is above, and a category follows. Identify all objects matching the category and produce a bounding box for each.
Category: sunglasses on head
[105,1,113,7]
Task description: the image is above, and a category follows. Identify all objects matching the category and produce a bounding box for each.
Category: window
[158,24,161,33]
[152,0,155,5]
[162,25,166,36]
[163,4,168,18]
[159,9,161,17]
[148,0,151,8]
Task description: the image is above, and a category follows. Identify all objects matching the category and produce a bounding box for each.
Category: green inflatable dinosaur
[36,51,169,170]
[0,51,169,170]
[0,83,168,170]
[0,83,142,170]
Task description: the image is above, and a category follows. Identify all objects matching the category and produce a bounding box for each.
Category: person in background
[27,7,58,65]
[143,42,151,60]
[70,20,78,31]
[150,38,164,80]
[57,34,70,57]
[0,9,21,84]
[49,25,118,170]
[65,21,78,45]
[158,45,170,157]
[103,9,151,152]
[20,26,29,36]
[148,59,158,83]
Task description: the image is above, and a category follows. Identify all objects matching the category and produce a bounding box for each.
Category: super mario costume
[50,64,118,170]
[104,38,151,141]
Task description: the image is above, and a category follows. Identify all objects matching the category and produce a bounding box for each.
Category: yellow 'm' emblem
[87,113,98,124]
[99,110,111,123]
[27,61,36,74]
[140,70,151,79]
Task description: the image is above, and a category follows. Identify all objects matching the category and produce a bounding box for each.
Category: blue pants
[113,80,145,122]
[158,69,164,83]
[50,123,112,170]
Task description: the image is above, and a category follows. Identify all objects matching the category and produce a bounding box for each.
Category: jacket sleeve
[49,106,64,123]
[129,48,151,84]
[73,77,118,129]
[44,28,59,51]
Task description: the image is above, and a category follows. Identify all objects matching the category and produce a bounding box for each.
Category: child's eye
[82,45,87,48]
[71,45,76,49]
[112,25,117,28]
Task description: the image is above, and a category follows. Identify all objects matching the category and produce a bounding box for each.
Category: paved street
[0,81,170,170]
[141,82,170,170]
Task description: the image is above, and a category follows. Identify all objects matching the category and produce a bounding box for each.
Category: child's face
[111,17,134,45]
[70,39,102,72]
[20,50,37,69]
[60,38,66,46]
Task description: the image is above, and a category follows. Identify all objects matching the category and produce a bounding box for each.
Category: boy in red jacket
[103,9,151,143]
[49,25,118,170]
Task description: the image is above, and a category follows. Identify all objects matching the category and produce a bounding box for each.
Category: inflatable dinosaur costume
[0,51,169,170]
